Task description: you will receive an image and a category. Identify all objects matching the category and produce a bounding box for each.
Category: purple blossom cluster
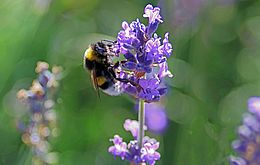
[230,97,260,165]
[108,119,160,165]
[17,61,62,164]
[115,4,173,102]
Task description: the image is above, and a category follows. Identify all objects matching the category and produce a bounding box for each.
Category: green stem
[137,99,145,149]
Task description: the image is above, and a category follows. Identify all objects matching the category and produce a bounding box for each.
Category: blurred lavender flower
[17,61,62,164]
[115,3,173,103]
[108,119,160,165]
[145,103,168,133]
[229,97,260,165]
[134,102,168,134]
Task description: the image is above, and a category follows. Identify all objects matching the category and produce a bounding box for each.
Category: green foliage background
[0,0,260,164]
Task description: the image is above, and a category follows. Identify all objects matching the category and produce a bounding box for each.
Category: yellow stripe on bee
[96,76,107,86]
[85,47,97,61]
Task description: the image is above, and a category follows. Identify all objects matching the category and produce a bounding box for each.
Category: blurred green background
[1,0,260,164]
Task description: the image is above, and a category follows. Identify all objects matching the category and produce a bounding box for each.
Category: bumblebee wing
[91,66,101,100]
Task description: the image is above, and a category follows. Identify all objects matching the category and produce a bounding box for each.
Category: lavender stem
[138,99,145,149]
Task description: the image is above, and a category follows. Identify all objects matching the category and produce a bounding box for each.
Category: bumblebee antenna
[101,40,117,47]
[101,39,116,43]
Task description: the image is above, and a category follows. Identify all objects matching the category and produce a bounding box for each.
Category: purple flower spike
[108,120,161,164]
[230,97,260,164]
[113,4,173,103]
[108,4,170,164]
[16,61,62,164]
[108,135,128,159]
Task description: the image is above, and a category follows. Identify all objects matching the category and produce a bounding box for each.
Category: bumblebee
[83,40,125,97]
[83,41,143,97]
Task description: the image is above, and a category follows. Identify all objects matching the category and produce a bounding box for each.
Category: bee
[83,40,141,97]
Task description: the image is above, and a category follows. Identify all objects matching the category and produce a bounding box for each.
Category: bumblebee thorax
[85,47,98,61]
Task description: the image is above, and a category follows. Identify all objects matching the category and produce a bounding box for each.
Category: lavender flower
[115,3,173,103]
[108,119,160,165]
[108,4,172,164]
[17,61,62,164]
[229,97,260,165]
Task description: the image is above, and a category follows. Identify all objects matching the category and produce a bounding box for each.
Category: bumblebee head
[83,41,115,70]
[93,42,108,56]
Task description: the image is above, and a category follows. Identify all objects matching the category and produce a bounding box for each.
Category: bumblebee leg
[115,77,143,92]
[113,60,127,69]
[108,67,118,79]
[108,67,143,92]
[113,61,120,68]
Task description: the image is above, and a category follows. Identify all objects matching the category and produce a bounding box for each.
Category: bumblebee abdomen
[96,71,122,95]
[96,76,111,89]
[84,58,94,70]
[99,80,113,90]
[102,81,123,96]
